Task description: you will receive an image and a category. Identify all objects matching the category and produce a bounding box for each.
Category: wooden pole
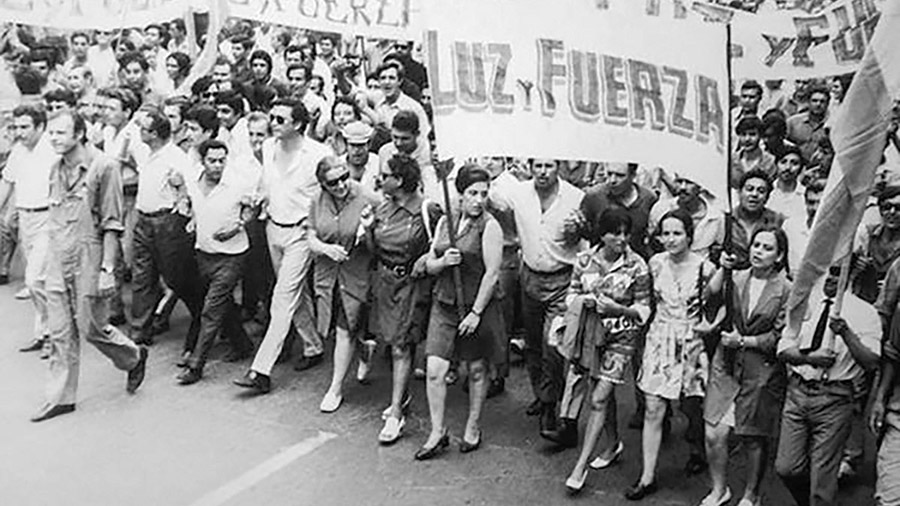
[722,22,737,376]
[437,159,467,321]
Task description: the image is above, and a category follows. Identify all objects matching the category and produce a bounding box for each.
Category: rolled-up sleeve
[95,158,125,233]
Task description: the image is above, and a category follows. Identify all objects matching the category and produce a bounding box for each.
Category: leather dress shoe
[459,430,482,453]
[538,403,558,433]
[624,480,657,501]
[31,403,75,422]
[525,398,543,416]
[294,353,324,371]
[176,351,191,368]
[177,367,202,385]
[233,371,271,394]
[19,338,45,353]
[126,346,149,393]
[414,432,449,461]
[541,417,578,448]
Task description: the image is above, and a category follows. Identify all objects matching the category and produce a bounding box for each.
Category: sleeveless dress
[425,212,505,362]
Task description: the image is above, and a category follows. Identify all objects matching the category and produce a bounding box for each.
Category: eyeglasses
[324,173,349,188]
[881,202,900,213]
[269,114,290,125]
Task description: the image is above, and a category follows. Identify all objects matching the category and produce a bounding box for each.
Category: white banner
[226,0,422,39]
[0,0,189,30]
[425,0,729,199]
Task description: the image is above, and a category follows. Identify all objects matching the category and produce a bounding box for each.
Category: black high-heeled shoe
[459,430,482,453]
[414,432,450,461]
[623,480,657,501]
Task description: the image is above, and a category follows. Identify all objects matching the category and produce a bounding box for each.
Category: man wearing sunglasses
[234,98,334,394]
[855,186,900,304]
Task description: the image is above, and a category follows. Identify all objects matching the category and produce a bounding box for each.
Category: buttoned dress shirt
[768,184,806,219]
[3,137,57,209]
[186,172,250,255]
[778,292,881,382]
[260,137,334,226]
[133,142,191,214]
[489,172,584,272]
[375,91,432,139]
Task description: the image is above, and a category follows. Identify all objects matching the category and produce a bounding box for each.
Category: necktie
[802,298,833,353]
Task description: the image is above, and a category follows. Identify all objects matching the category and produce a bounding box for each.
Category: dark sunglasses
[881,202,900,213]
[324,173,349,188]
[269,114,290,125]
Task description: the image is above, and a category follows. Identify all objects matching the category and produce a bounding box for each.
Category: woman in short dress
[563,209,652,493]
[698,227,790,506]
[625,210,714,500]
[309,156,379,413]
[363,153,433,445]
[414,164,504,460]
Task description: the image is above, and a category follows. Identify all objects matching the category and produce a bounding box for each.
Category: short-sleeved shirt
[581,183,658,259]
[2,137,57,209]
[185,173,251,255]
[260,137,334,225]
[489,172,584,272]
[372,192,430,267]
[45,145,123,294]
[786,111,829,162]
[134,142,191,213]
[778,292,881,382]
[731,148,776,189]
[375,92,432,139]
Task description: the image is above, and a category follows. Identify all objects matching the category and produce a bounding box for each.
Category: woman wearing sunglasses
[309,156,380,413]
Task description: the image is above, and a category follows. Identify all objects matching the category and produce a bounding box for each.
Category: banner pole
[722,21,738,376]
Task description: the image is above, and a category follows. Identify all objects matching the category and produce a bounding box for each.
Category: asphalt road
[0,275,878,506]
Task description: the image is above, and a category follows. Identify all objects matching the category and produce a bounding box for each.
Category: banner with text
[0,0,189,30]
[226,0,421,39]
[425,0,729,198]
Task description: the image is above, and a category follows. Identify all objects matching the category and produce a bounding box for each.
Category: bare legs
[388,345,414,420]
[325,327,354,399]
[638,394,667,486]
[568,379,615,481]
[423,357,489,447]
[705,420,731,500]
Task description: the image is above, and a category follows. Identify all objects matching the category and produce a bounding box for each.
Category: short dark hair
[27,48,54,66]
[44,88,76,107]
[166,52,192,78]
[761,110,787,137]
[184,104,220,136]
[805,177,826,197]
[249,49,272,70]
[391,109,419,135]
[70,32,89,45]
[878,185,900,206]
[331,96,361,121]
[387,153,421,193]
[740,168,773,194]
[144,110,172,141]
[775,145,806,167]
[283,44,303,57]
[215,89,245,117]
[376,60,404,81]
[163,95,189,116]
[118,51,149,72]
[735,115,763,135]
[286,63,311,81]
[808,83,830,99]
[455,163,491,194]
[145,23,163,35]
[596,208,633,237]
[98,87,140,115]
[12,104,47,129]
[658,209,695,246]
[740,80,763,97]
[111,38,136,53]
[198,138,228,158]
[271,98,309,130]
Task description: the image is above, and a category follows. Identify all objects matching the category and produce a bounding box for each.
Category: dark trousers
[775,375,855,506]
[131,212,202,350]
[188,251,253,370]
[241,218,274,312]
[521,265,570,405]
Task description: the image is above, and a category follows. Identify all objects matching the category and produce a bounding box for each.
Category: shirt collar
[59,144,92,172]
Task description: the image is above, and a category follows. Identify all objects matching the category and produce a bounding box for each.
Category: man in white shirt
[373,61,431,143]
[783,179,825,277]
[285,64,330,140]
[342,121,379,196]
[176,139,255,385]
[489,158,585,434]
[129,110,203,358]
[768,145,807,219]
[647,174,725,260]
[234,98,333,394]
[377,110,438,202]
[776,262,881,506]
[0,105,55,353]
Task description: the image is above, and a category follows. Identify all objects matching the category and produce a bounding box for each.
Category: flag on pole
[787,0,900,334]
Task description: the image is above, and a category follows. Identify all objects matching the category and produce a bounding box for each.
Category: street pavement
[0,276,878,506]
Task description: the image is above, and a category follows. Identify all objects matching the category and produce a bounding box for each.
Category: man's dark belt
[525,263,573,277]
[138,208,173,218]
[17,206,48,213]
[789,372,854,390]
[379,259,414,277]
[270,217,307,228]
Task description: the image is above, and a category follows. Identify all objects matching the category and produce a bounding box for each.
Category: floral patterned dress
[638,252,713,400]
